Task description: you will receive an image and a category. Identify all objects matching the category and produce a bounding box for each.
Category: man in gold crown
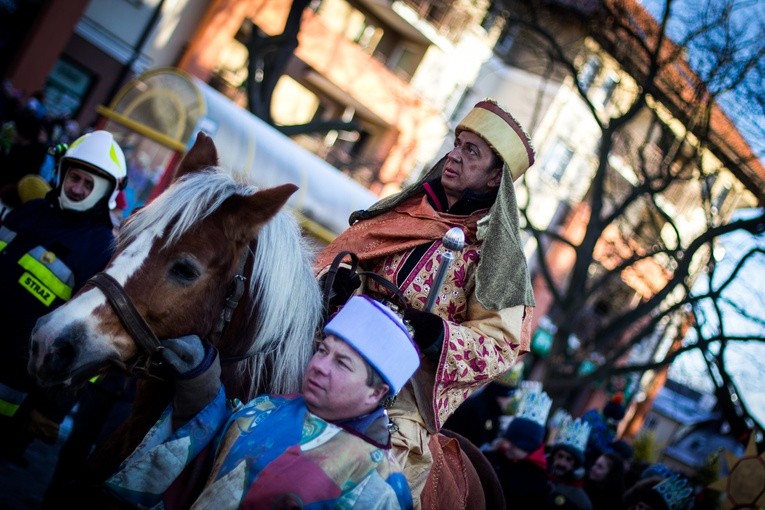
[547,416,593,510]
[316,99,536,508]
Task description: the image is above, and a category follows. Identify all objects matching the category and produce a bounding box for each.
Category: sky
[669,207,765,427]
[640,0,765,160]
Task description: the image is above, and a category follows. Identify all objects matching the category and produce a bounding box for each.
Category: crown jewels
[555,414,591,453]
[515,383,552,427]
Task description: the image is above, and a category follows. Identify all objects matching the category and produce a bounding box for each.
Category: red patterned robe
[316,186,530,505]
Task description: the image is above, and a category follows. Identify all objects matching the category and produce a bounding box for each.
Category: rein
[87,249,251,378]
[322,250,408,313]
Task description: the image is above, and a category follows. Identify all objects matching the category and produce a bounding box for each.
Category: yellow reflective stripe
[0,384,26,417]
[89,375,103,384]
[0,240,7,252]
[19,272,56,306]
[18,254,73,300]
[0,400,20,417]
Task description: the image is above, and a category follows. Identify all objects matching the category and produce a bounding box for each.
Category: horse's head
[28,133,306,389]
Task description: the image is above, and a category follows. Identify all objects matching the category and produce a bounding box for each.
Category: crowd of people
[0,85,740,510]
[445,373,710,510]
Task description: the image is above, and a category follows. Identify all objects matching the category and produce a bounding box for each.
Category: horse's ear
[223,183,299,244]
[174,132,218,183]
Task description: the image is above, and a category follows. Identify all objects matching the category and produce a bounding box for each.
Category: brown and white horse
[28,132,323,487]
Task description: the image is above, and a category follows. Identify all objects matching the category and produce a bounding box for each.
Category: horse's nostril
[47,337,78,374]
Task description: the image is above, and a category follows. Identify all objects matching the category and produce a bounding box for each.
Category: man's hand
[403,308,445,361]
[328,266,362,306]
[161,334,215,378]
[160,335,221,428]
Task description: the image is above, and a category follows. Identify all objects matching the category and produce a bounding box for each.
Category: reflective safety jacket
[0,197,114,418]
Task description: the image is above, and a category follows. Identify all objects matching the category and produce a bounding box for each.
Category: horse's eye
[170,260,201,282]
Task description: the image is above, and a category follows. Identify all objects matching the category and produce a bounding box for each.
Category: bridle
[88,272,164,378]
[86,250,251,378]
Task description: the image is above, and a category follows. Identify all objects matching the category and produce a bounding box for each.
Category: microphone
[425,227,465,312]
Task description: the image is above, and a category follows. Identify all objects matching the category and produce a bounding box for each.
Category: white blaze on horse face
[108,227,161,284]
[29,227,161,379]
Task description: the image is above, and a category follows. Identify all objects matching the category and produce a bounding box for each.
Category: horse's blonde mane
[119,169,322,398]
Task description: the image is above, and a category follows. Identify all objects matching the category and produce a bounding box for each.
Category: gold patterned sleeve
[431,300,528,430]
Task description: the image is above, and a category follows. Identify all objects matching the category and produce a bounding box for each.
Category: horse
[28,132,324,495]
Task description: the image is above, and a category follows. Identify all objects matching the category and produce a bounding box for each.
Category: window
[578,55,602,92]
[542,139,574,183]
[712,183,731,214]
[480,2,502,31]
[702,173,717,201]
[597,73,620,107]
[495,24,518,54]
[354,22,382,54]
[448,86,472,123]
[390,45,420,80]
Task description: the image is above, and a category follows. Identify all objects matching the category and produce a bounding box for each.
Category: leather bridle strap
[87,272,163,356]
[214,249,249,338]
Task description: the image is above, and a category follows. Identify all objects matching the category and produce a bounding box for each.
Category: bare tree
[492,0,765,432]
[240,0,359,136]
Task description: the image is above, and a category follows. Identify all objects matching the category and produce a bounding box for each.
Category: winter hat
[603,392,626,422]
[609,439,634,461]
[324,295,419,394]
[503,383,551,453]
[456,99,535,181]
[504,417,545,453]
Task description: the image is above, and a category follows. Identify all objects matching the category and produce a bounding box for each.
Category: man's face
[62,167,95,202]
[441,130,502,207]
[302,335,387,422]
[551,448,576,476]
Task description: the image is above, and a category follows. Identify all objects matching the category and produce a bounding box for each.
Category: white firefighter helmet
[58,130,127,212]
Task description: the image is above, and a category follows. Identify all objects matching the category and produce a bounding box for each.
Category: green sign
[531,328,554,357]
[578,359,597,376]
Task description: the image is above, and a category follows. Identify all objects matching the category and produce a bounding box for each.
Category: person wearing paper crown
[623,471,694,510]
[104,295,419,509]
[485,384,552,508]
[0,130,127,465]
[546,415,594,510]
[315,98,536,507]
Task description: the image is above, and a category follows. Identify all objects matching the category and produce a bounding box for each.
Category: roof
[663,423,745,469]
[546,0,765,202]
[651,381,717,424]
[604,0,764,201]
